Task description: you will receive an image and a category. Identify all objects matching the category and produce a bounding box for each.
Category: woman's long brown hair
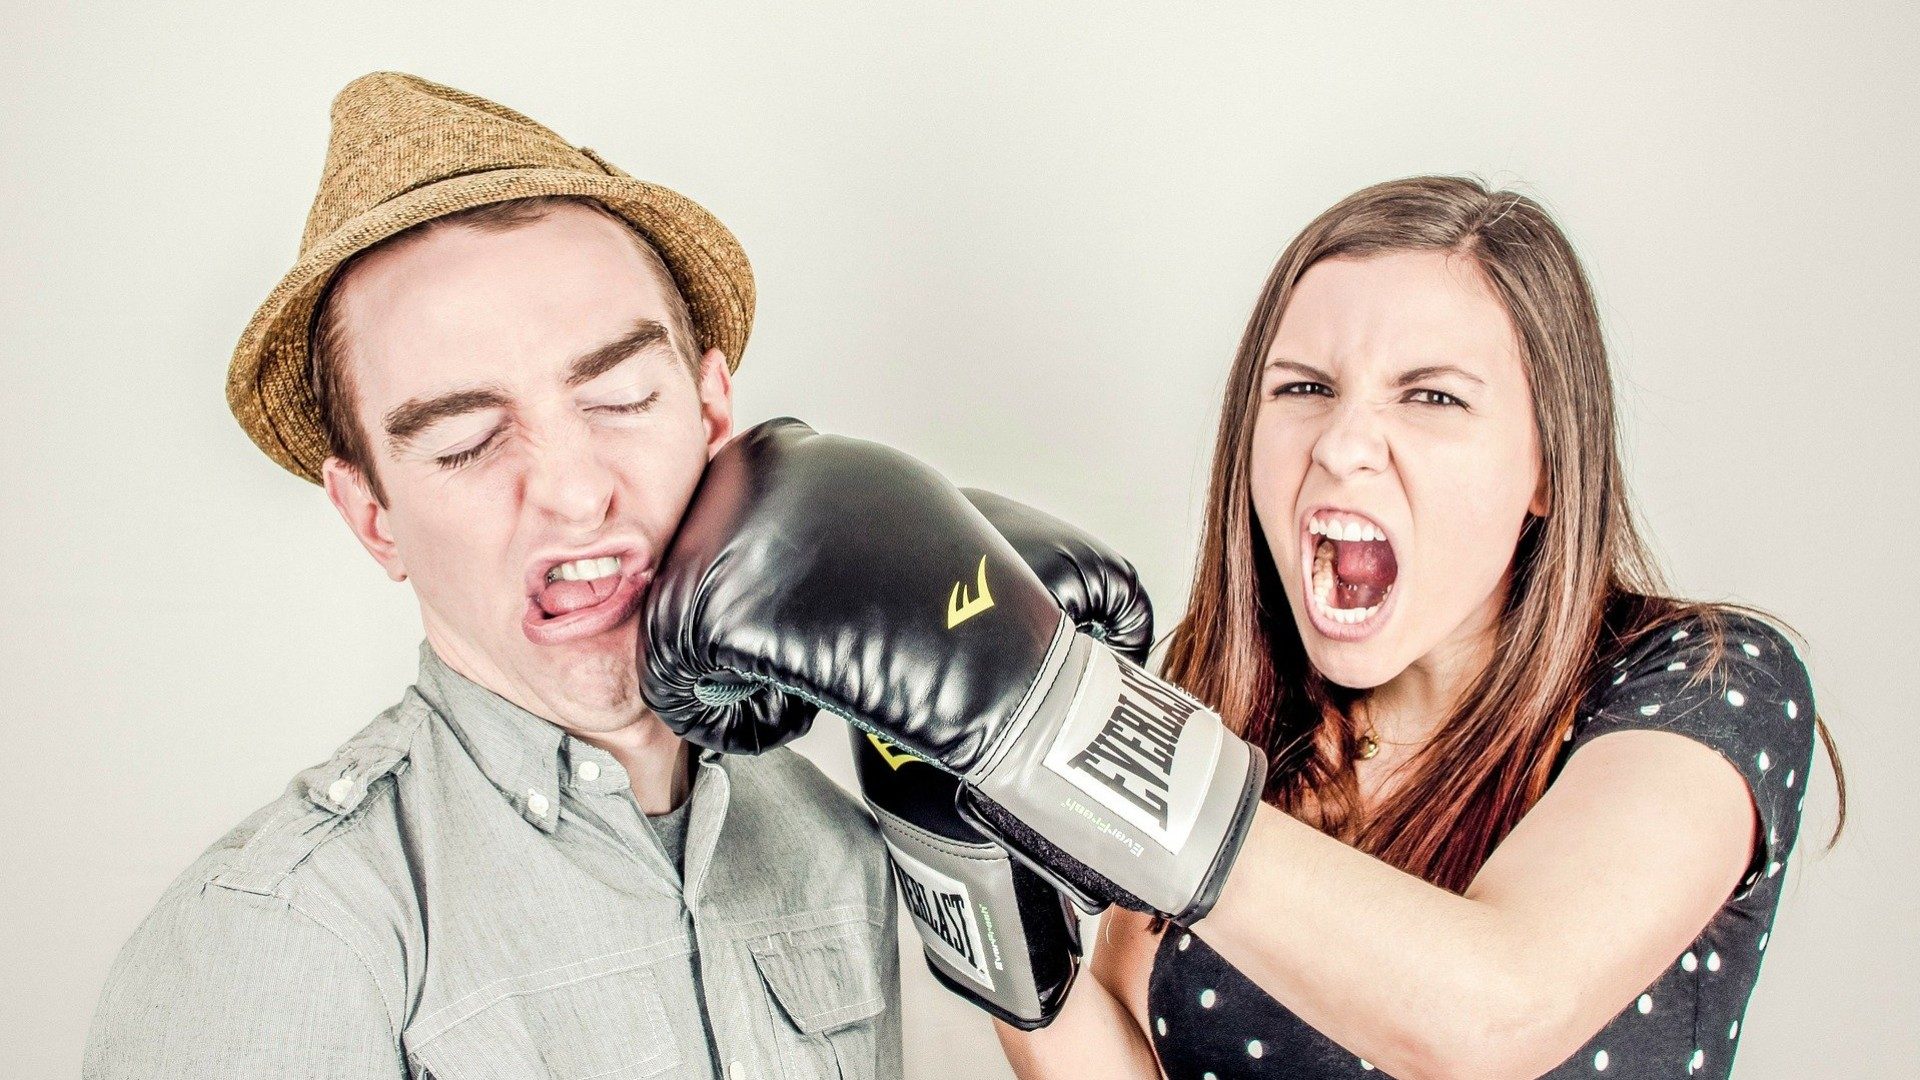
[1160,175,1846,895]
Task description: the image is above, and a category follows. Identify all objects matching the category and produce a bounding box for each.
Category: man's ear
[322,456,408,582]
[696,346,735,460]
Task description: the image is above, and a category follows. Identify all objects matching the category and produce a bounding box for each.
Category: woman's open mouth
[1301,508,1400,642]
[522,555,653,646]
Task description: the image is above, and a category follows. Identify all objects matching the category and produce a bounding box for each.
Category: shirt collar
[411,638,572,833]
[410,639,728,832]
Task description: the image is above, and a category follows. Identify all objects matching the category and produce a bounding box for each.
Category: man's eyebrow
[382,318,675,452]
[564,318,673,388]
[384,386,512,450]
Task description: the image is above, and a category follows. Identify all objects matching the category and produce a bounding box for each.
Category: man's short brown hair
[309,195,702,508]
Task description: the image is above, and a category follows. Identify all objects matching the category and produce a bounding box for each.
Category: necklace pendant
[1356,732,1380,760]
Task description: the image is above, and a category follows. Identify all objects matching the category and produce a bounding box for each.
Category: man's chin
[498,621,647,725]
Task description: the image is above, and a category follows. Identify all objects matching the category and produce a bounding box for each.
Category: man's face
[321,203,732,728]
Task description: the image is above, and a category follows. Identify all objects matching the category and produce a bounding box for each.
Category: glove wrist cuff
[963,631,1267,923]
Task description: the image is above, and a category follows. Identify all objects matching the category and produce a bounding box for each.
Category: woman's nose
[1310,400,1389,480]
[521,421,617,531]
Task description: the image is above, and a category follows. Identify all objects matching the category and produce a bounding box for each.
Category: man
[83,71,900,1080]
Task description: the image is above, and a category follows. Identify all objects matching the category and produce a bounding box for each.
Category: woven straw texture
[227,71,755,484]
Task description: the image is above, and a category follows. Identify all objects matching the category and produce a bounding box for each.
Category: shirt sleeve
[83,883,404,1079]
[1570,611,1819,904]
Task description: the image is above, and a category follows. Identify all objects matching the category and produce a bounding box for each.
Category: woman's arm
[1195,728,1757,1080]
[994,907,1165,1080]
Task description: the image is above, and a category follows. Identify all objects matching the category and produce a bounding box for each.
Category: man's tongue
[536,574,620,618]
[1328,538,1398,610]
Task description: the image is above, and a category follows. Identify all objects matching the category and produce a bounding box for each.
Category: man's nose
[1310,400,1390,480]
[522,420,617,530]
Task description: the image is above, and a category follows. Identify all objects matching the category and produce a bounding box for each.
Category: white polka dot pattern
[1144,611,1816,1080]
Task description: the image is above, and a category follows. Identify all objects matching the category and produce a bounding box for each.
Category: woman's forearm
[993,968,1162,1080]
[1197,805,1540,1079]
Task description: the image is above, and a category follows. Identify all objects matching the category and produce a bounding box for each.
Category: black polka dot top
[1148,610,1818,1079]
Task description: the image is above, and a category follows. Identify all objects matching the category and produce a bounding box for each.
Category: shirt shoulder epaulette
[207,690,433,898]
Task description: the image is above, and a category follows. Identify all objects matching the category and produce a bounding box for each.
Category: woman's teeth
[1308,515,1386,542]
[546,556,620,584]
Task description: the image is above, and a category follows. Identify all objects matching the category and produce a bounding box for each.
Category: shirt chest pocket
[749,916,888,1080]
[406,957,686,1080]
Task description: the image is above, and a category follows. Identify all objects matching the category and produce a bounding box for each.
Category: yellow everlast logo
[867,732,925,770]
[947,555,994,629]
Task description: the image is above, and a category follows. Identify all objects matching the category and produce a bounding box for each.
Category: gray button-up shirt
[84,639,901,1080]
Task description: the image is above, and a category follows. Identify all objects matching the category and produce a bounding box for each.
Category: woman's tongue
[536,574,620,618]
[1328,538,1398,609]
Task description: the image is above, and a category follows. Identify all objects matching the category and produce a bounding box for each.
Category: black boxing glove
[641,418,1265,923]
[855,488,1153,1028]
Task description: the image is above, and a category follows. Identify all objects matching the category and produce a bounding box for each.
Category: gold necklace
[1354,699,1381,760]
[1356,727,1381,760]
[1353,702,1435,761]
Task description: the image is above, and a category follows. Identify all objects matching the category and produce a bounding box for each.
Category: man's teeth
[546,556,620,584]
[1308,515,1386,542]
[1310,540,1386,625]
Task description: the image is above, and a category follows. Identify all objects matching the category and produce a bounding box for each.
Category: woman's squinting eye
[1407,388,1469,409]
[1269,380,1333,399]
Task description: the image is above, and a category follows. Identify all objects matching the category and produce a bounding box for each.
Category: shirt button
[576,760,601,782]
[327,776,354,804]
[526,789,550,817]
[729,1060,748,1080]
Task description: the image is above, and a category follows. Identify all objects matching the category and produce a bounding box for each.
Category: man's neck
[579,722,693,814]
[422,630,694,813]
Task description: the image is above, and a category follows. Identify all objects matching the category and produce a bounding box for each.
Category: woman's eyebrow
[1394,364,1485,387]
[1264,358,1335,381]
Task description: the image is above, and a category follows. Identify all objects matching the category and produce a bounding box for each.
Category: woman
[996,176,1846,1079]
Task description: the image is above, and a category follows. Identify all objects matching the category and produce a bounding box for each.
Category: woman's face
[1249,249,1548,691]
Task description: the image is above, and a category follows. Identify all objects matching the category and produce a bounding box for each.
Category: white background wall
[3,3,1913,1076]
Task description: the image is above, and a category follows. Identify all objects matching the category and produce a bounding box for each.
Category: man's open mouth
[1305,510,1399,631]
[536,555,628,618]
[522,553,653,645]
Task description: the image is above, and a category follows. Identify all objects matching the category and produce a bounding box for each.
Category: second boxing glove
[855,488,1155,1028]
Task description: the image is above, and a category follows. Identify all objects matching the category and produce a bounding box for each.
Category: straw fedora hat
[227,71,755,484]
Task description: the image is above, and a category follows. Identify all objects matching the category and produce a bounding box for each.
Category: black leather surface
[641,417,1066,764]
